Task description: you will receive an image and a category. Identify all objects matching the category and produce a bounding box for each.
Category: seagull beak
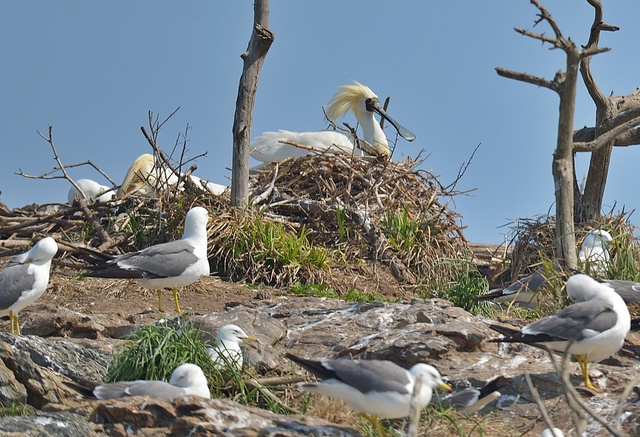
[242,336,259,350]
[439,382,452,392]
[366,98,416,142]
[25,258,34,264]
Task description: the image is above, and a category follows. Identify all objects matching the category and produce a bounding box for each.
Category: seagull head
[25,237,58,264]
[168,363,208,388]
[216,324,258,350]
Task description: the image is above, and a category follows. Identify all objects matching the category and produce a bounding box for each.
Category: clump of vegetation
[0,402,35,418]
[103,316,292,411]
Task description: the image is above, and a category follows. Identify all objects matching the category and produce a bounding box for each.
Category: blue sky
[2,1,639,244]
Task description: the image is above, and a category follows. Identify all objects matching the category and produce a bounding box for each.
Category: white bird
[117,154,226,198]
[491,274,631,391]
[67,179,115,204]
[207,324,258,370]
[578,229,613,276]
[0,237,58,335]
[93,363,210,400]
[250,81,416,164]
[286,353,450,434]
[83,206,210,313]
[540,428,565,437]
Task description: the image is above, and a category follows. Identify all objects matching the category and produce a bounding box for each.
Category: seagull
[0,237,58,335]
[207,324,258,370]
[432,376,503,414]
[67,178,115,204]
[286,353,450,435]
[474,267,640,313]
[578,229,612,276]
[250,81,416,164]
[93,363,210,400]
[490,274,631,391]
[474,267,549,309]
[83,206,210,313]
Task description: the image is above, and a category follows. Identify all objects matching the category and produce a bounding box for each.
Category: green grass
[0,402,35,418]
[288,282,386,303]
[102,316,292,413]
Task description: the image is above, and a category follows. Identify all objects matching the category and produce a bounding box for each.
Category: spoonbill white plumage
[117,153,226,198]
[250,81,416,164]
[67,179,116,204]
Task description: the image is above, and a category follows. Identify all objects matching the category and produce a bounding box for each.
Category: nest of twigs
[0,154,472,297]
[504,211,640,283]
[218,154,472,292]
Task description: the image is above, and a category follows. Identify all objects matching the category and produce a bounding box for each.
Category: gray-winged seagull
[84,206,210,313]
[286,353,450,434]
[0,237,58,335]
[490,273,631,391]
[93,363,210,399]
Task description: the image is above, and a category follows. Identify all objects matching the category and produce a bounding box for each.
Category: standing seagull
[490,274,631,391]
[286,353,450,435]
[93,363,210,400]
[84,206,210,313]
[250,81,416,164]
[207,324,258,370]
[0,237,58,335]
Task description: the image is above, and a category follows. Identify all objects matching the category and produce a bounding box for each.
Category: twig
[35,126,86,200]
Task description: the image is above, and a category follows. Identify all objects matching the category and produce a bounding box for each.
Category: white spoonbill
[67,179,116,204]
[250,81,416,164]
[117,153,226,198]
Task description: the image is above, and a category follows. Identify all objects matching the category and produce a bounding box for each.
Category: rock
[91,396,362,436]
[0,411,96,437]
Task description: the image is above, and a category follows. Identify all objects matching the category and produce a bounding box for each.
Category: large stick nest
[0,155,472,297]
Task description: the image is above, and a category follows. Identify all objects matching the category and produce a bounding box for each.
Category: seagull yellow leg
[156,290,165,313]
[360,413,386,437]
[577,354,598,391]
[9,311,20,336]
[172,288,182,313]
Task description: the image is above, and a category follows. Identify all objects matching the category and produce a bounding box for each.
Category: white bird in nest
[578,229,613,276]
[67,179,116,204]
[250,81,416,164]
[117,153,226,198]
[207,324,258,370]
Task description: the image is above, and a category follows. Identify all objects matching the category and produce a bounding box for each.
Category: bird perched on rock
[250,81,416,164]
[0,237,58,335]
[208,324,258,370]
[490,274,631,391]
[93,363,210,400]
[83,206,210,313]
[286,353,450,434]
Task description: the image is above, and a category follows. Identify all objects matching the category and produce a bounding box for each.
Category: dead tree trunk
[574,0,640,221]
[495,0,612,269]
[230,0,274,207]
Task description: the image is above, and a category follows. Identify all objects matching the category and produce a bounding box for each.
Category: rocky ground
[0,271,638,436]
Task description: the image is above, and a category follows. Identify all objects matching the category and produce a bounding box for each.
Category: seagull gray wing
[93,380,186,399]
[326,359,411,395]
[523,300,617,341]
[0,264,36,310]
[87,240,198,279]
[603,280,640,304]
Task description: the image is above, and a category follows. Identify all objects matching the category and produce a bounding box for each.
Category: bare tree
[230,0,274,207]
[496,0,640,269]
